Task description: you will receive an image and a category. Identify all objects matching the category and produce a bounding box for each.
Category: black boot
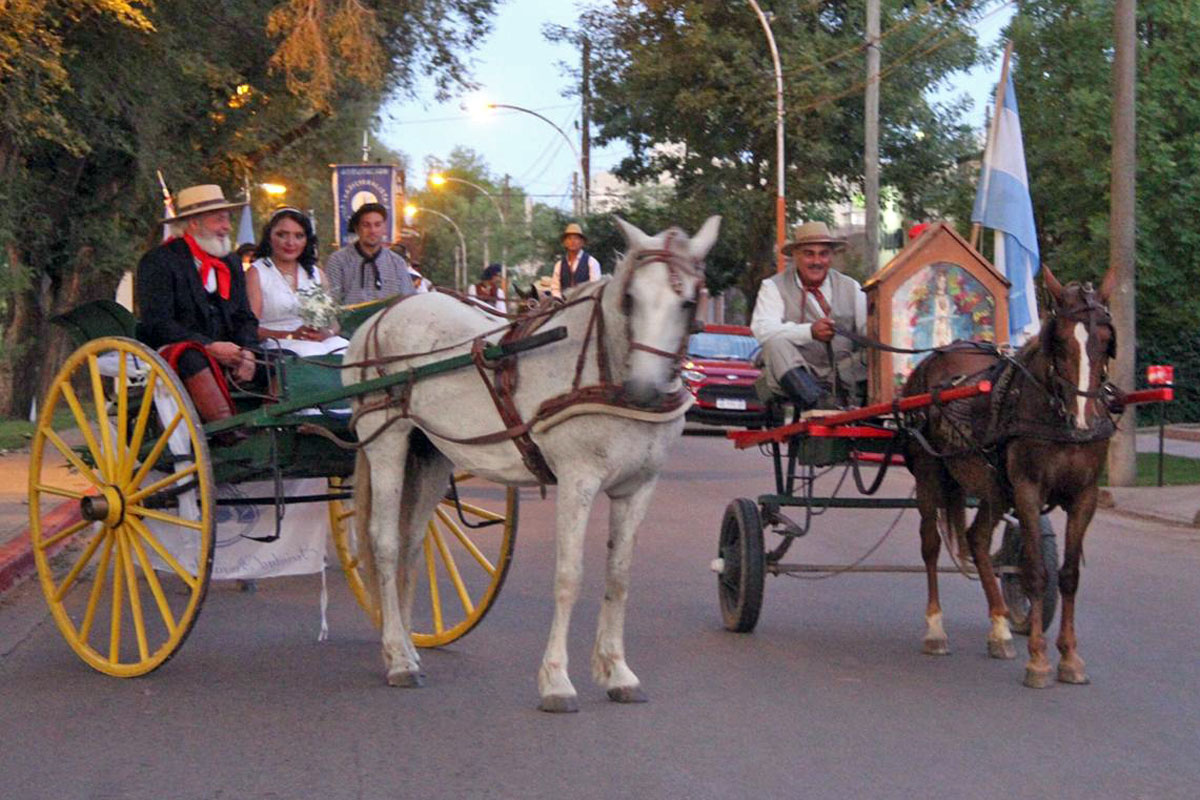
[778,367,824,411]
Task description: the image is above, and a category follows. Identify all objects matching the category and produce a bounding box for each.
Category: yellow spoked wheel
[29,337,215,677]
[328,473,517,646]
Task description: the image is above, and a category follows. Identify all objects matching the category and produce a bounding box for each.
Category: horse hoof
[538,694,579,714]
[386,669,425,688]
[1023,665,1054,689]
[988,639,1017,660]
[922,639,951,656]
[607,685,648,704]
[1057,663,1091,685]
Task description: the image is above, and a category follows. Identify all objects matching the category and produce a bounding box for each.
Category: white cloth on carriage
[250,257,348,357]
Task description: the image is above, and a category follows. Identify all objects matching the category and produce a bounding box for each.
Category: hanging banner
[331,164,405,246]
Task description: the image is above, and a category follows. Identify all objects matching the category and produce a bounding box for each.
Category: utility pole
[864,0,881,273]
[581,36,591,216]
[1107,0,1138,486]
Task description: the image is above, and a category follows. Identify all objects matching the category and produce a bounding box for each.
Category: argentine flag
[236,199,256,249]
[972,71,1040,345]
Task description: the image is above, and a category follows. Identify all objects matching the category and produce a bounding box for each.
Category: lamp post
[747,1,787,274]
[428,172,509,289]
[478,101,587,215]
[406,204,468,291]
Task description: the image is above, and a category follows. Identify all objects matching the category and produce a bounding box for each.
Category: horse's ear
[690,215,722,259]
[1042,263,1063,302]
[613,216,648,250]
[1098,264,1118,303]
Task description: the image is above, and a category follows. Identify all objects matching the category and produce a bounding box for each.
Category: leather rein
[343,242,704,485]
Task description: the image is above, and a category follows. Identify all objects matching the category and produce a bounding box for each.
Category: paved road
[2,434,1198,799]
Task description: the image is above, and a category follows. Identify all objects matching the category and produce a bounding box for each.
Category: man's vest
[766,268,860,380]
[559,250,592,290]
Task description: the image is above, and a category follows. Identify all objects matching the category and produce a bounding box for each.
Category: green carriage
[28,299,557,677]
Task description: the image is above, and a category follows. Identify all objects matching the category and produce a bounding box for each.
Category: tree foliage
[0,0,498,416]
[1009,0,1200,419]
[550,0,986,298]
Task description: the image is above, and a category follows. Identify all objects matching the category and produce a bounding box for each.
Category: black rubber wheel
[999,516,1059,635]
[718,498,765,633]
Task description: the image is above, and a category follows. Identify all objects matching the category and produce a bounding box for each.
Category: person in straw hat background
[549,222,601,299]
[136,184,265,434]
[750,220,868,411]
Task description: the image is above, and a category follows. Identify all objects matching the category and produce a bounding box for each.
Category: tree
[1008,0,1200,420]
[0,0,499,417]
[549,1,986,300]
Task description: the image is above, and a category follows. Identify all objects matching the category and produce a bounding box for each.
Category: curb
[0,501,83,596]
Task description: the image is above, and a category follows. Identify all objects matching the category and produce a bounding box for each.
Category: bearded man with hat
[750,220,868,410]
[549,222,601,299]
[136,184,264,431]
[325,202,415,305]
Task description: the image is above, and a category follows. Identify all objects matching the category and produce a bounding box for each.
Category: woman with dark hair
[246,207,347,356]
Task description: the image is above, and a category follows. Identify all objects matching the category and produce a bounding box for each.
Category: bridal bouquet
[297,284,339,329]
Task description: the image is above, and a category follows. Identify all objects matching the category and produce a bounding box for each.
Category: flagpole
[970,40,1015,251]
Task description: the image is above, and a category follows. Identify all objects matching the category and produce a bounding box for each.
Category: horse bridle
[617,231,707,364]
[1043,284,1116,405]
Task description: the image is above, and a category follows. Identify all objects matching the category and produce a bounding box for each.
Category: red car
[680,324,773,428]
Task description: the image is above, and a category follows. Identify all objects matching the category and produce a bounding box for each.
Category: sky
[378,1,1017,211]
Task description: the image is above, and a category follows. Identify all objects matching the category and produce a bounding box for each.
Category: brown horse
[902,264,1118,688]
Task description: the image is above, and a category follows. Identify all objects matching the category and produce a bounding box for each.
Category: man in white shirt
[750,221,868,409]
[550,222,601,298]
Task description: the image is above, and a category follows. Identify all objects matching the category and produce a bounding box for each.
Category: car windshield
[687,332,757,361]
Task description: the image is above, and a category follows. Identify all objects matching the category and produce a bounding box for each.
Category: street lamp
[405,204,469,291]
[260,182,288,197]
[472,100,587,215]
[747,1,787,274]
[428,171,509,289]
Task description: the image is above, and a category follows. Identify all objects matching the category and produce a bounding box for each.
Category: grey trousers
[755,337,867,405]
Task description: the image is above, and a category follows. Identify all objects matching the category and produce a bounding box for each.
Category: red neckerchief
[475,281,498,302]
[798,274,832,320]
[178,234,231,300]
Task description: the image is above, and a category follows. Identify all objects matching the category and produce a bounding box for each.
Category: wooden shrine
[862,221,1010,404]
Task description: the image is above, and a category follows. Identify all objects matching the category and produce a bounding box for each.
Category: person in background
[245,207,347,356]
[135,184,263,431]
[467,262,507,312]
[408,265,430,293]
[550,222,600,299]
[324,202,415,305]
[235,242,257,270]
[750,221,867,411]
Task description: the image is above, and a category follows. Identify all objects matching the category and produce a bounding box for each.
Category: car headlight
[681,369,706,383]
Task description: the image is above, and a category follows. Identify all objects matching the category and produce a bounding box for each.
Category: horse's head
[1039,264,1117,429]
[610,215,721,404]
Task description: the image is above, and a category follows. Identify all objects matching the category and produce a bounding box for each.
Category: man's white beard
[194,231,232,257]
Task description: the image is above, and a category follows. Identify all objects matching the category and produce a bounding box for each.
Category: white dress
[250,257,348,357]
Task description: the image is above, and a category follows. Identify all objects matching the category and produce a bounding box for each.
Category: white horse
[345,216,719,712]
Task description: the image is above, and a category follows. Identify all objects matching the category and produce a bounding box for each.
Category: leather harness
[345,239,705,485]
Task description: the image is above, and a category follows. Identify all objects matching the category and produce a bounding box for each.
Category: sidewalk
[3,427,1199,596]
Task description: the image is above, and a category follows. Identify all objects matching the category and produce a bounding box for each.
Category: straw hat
[780,221,845,255]
[163,184,246,223]
[561,222,587,244]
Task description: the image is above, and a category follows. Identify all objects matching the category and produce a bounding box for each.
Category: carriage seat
[52,299,350,417]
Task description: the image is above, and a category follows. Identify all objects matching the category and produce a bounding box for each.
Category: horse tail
[354,447,381,613]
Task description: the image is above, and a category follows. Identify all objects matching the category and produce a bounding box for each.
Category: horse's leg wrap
[593,480,656,702]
